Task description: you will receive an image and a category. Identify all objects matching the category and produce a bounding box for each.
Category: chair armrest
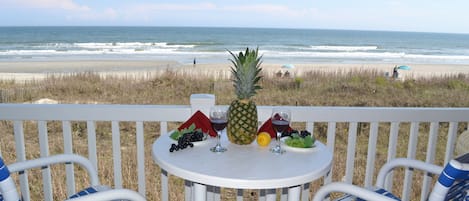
[7,154,100,186]
[312,182,398,201]
[64,189,146,201]
[375,158,444,188]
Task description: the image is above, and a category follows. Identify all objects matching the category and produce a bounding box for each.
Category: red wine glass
[270,108,290,154]
[209,106,228,153]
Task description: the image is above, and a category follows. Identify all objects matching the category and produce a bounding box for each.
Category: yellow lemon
[257,132,271,147]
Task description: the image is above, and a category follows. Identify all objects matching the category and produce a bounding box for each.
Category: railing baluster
[62,121,76,196]
[86,121,98,171]
[136,121,146,195]
[345,122,358,184]
[161,169,168,201]
[385,122,400,190]
[364,122,379,187]
[160,121,168,136]
[306,121,314,133]
[421,122,439,201]
[402,122,420,201]
[14,120,30,201]
[111,121,123,188]
[444,122,458,163]
[325,122,336,184]
[38,121,53,201]
[301,121,315,201]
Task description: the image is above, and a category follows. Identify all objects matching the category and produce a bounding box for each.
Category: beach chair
[312,152,469,201]
[0,154,146,201]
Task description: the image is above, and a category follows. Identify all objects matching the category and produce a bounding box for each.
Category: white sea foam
[2,49,469,63]
[263,50,469,62]
[309,45,378,51]
[73,42,195,49]
[2,42,469,65]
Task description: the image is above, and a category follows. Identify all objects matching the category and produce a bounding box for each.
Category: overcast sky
[1,0,468,34]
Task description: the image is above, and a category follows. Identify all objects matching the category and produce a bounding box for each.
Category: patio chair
[0,154,146,201]
[312,152,469,201]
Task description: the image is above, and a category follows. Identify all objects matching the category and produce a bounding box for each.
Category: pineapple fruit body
[227,99,258,145]
[226,47,262,145]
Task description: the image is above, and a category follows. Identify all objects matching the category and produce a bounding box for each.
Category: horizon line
[1,25,469,35]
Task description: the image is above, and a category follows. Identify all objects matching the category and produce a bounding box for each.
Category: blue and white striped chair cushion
[335,187,401,201]
[68,185,111,199]
[1,185,113,201]
[445,180,469,201]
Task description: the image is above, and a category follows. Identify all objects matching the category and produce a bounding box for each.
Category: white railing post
[190,94,216,115]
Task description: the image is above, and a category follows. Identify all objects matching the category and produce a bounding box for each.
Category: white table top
[152,131,333,189]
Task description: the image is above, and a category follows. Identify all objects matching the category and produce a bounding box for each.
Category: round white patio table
[152,132,333,201]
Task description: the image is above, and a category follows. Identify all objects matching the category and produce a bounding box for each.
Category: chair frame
[1,154,146,201]
[312,158,444,201]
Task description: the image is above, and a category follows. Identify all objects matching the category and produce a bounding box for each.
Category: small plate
[281,137,317,152]
[169,131,210,146]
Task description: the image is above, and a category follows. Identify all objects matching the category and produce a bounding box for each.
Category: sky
[1,0,469,34]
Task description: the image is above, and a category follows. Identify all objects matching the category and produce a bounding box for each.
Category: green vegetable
[303,135,313,148]
[284,134,315,148]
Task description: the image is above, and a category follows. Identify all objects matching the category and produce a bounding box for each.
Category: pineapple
[227,47,263,145]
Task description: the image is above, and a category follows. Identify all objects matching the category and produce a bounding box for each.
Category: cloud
[6,0,90,11]
[68,8,118,21]
[222,4,300,17]
[130,2,217,12]
[126,2,305,16]
[121,2,308,23]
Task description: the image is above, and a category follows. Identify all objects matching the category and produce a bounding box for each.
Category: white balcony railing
[0,93,468,201]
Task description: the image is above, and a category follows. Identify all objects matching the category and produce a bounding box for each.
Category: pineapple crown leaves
[228,47,263,100]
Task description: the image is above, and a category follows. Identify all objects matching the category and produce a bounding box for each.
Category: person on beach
[392,66,399,79]
[193,58,196,67]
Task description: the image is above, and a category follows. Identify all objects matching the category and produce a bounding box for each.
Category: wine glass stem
[216,131,221,146]
[276,131,281,148]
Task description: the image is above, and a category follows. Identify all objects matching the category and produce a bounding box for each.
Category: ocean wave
[0,48,469,60]
[309,45,378,51]
[73,42,195,49]
[263,50,469,61]
[2,48,469,64]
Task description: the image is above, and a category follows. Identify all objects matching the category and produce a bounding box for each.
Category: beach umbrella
[282,64,295,69]
[397,65,411,70]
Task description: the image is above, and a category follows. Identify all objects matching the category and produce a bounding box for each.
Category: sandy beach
[1,60,469,82]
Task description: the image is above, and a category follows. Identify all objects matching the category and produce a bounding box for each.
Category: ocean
[1,26,469,65]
